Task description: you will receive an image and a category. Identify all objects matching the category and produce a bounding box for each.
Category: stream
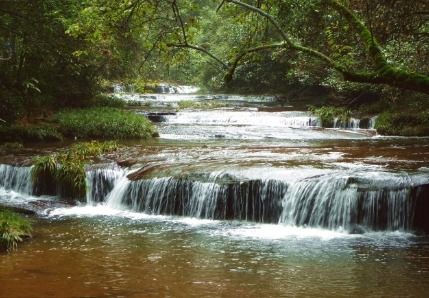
[1,88,429,297]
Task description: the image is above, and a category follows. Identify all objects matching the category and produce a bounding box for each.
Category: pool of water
[2,215,429,298]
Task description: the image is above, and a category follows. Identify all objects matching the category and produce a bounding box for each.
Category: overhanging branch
[167,43,228,69]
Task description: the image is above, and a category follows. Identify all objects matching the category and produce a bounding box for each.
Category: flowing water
[1,88,429,297]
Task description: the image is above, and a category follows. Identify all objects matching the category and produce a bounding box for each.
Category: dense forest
[1,0,428,124]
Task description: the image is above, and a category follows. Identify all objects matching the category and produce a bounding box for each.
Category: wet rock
[127,164,160,180]
[349,225,366,234]
[117,159,138,168]
[145,112,176,123]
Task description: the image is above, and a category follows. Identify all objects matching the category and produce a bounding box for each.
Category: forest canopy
[1,0,428,121]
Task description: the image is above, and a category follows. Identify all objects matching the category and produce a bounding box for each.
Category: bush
[0,208,32,251]
[309,106,350,127]
[32,141,119,199]
[375,111,429,136]
[55,107,157,139]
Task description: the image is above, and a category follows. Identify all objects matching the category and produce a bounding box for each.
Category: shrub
[55,107,157,139]
[309,106,350,127]
[0,208,32,251]
[375,111,429,136]
[32,141,119,199]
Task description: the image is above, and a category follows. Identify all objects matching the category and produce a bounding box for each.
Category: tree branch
[172,0,187,44]
[225,42,286,82]
[167,43,228,69]
[223,0,336,67]
[325,0,387,68]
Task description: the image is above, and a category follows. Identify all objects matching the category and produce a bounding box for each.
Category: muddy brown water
[2,217,429,298]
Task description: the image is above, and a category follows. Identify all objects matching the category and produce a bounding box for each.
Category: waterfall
[86,169,427,232]
[1,163,427,233]
[103,177,285,223]
[368,115,378,129]
[85,165,125,205]
[333,117,361,129]
[0,164,33,194]
[279,175,416,231]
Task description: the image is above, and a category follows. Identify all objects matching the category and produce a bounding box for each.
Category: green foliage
[375,111,429,136]
[0,125,63,143]
[32,141,119,199]
[309,106,351,127]
[55,108,157,139]
[85,94,125,108]
[0,208,32,252]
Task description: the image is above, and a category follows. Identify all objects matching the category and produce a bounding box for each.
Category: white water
[37,165,428,232]
[0,164,33,194]
[164,111,319,128]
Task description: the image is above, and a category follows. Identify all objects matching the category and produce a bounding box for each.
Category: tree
[213,0,429,94]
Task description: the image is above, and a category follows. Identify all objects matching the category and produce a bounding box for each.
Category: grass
[0,208,32,252]
[55,107,157,139]
[32,141,119,199]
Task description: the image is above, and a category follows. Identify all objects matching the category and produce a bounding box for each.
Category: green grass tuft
[32,141,119,199]
[0,208,32,252]
[55,107,157,139]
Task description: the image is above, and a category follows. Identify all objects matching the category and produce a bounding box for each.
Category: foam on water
[216,224,354,241]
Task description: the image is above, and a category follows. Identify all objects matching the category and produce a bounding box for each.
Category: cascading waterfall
[0,164,33,194]
[279,175,416,231]
[1,163,428,233]
[85,165,125,205]
[82,166,428,232]
[104,177,285,223]
[333,117,361,129]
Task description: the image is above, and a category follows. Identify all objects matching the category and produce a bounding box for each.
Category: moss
[0,208,32,252]
[32,141,119,199]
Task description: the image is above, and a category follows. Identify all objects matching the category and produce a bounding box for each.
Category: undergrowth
[0,208,32,252]
[309,106,351,127]
[55,107,157,139]
[32,141,119,199]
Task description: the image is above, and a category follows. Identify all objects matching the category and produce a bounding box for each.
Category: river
[1,89,429,297]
